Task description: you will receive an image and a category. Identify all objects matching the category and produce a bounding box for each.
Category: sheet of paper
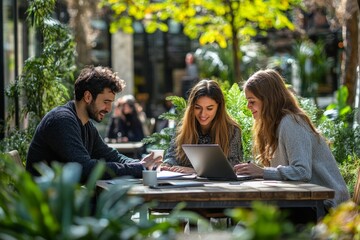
[157,171,194,180]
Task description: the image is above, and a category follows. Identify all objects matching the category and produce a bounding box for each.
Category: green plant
[317,86,360,164]
[226,202,306,240]
[142,96,187,150]
[313,201,360,239]
[323,85,352,122]
[7,0,76,128]
[222,82,253,159]
[2,0,77,155]
[194,42,269,84]
[101,0,299,83]
[195,44,235,84]
[0,153,202,239]
[293,40,333,100]
[338,155,360,197]
[0,128,33,164]
[297,95,321,124]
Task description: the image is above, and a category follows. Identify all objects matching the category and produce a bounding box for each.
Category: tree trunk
[66,0,99,67]
[342,0,358,107]
[226,0,242,84]
[232,31,242,84]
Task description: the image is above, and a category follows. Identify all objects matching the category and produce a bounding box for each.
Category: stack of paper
[157,171,195,180]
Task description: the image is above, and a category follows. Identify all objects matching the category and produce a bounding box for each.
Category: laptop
[182,144,253,181]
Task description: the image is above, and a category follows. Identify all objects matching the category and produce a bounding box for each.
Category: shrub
[0,154,201,239]
[2,0,77,158]
[313,201,360,239]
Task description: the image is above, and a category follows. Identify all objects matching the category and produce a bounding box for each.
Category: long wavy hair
[244,69,319,166]
[175,79,240,166]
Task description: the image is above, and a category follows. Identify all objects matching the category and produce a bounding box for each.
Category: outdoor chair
[7,150,24,169]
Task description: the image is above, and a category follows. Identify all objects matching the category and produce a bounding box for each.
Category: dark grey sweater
[26,101,143,181]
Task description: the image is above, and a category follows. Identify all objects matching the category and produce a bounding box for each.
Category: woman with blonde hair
[162,79,243,173]
[234,69,349,211]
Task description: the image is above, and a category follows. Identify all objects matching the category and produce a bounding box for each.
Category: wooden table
[107,142,144,158]
[97,179,334,222]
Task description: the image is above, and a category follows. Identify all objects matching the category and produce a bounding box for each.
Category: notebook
[182,144,253,181]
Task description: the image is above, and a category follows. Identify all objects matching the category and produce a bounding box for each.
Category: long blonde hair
[244,69,319,166]
[175,80,240,166]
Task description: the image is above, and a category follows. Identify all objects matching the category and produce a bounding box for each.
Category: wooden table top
[97,179,335,203]
[107,142,144,150]
[97,178,335,220]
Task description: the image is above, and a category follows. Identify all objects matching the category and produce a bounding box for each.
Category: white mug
[151,149,165,159]
[142,170,157,186]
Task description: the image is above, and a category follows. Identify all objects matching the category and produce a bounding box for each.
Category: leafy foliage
[226,202,303,240]
[297,96,321,124]
[6,0,76,129]
[100,0,301,82]
[324,85,352,122]
[0,154,201,239]
[142,96,187,150]
[2,0,77,157]
[293,40,334,98]
[0,128,33,165]
[338,155,360,196]
[222,82,253,159]
[101,0,299,46]
[317,86,360,164]
[194,45,235,84]
[322,120,360,164]
[313,201,360,239]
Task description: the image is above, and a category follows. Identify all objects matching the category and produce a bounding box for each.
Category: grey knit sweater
[263,114,350,209]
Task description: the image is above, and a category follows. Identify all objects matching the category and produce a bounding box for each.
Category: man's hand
[139,152,163,170]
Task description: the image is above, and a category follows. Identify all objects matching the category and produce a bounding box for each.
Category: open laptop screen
[182,144,252,181]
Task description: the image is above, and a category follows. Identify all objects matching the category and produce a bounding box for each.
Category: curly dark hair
[74,65,126,101]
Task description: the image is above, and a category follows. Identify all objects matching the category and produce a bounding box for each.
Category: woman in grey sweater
[234,69,350,211]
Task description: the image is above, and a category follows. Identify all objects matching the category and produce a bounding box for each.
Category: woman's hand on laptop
[161,165,196,174]
[234,162,264,178]
[140,152,163,170]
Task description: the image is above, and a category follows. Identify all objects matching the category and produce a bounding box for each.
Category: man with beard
[26,66,162,182]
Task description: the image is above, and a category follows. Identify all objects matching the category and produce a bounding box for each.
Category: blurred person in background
[106,94,145,142]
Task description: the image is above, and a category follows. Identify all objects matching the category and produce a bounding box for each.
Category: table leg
[138,207,148,224]
[315,201,326,220]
